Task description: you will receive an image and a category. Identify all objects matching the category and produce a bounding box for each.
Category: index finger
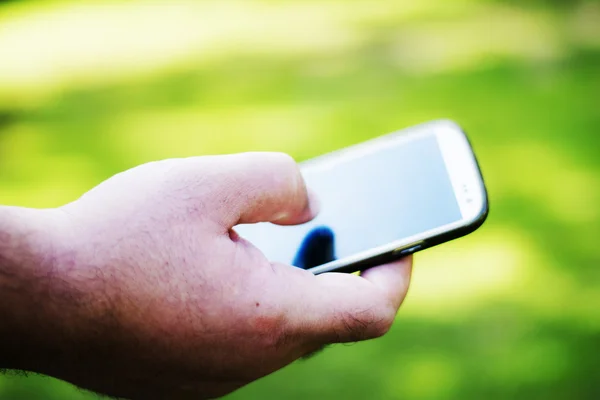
[271,256,413,344]
[359,256,413,310]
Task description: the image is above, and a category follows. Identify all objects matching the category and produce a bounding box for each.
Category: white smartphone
[235,120,488,274]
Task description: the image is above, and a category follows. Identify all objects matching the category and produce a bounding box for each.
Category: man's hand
[0,153,412,399]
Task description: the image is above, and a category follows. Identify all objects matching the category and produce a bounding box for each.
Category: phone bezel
[307,120,488,275]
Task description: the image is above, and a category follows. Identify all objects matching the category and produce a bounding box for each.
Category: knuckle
[338,308,376,342]
[371,303,397,338]
[339,311,369,342]
[338,301,397,341]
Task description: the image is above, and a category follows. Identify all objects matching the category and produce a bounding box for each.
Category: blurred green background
[1,0,599,399]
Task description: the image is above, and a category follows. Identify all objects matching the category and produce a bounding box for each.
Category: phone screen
[235,134,462,269]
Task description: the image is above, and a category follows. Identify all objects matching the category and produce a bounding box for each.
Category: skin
[0,152,412,400]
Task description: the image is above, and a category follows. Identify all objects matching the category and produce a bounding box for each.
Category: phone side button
[393,243,423,256]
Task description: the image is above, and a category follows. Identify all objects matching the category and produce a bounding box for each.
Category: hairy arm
[0,206,131,388]
[0,206,59,370]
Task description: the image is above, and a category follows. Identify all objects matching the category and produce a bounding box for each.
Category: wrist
[0,206,67,370]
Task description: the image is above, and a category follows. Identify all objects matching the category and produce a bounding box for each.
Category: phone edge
[308,121,489,275]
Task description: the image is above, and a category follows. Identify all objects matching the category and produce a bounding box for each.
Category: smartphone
[235,120,488,274]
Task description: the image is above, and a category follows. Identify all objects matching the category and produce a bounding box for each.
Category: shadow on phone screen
[292,226,336,270]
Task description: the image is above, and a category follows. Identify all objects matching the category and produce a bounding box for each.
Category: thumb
[190,152,319,228]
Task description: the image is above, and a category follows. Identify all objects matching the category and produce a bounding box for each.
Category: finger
[204,152,319,228]
[359,256,413,309]
[272,256,413,345]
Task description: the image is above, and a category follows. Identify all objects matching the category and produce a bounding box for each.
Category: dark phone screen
[235,135,462,269]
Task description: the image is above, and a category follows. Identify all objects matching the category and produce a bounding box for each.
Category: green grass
[0,0,599,399]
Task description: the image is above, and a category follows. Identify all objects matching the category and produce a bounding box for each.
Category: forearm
[0,206,63,370]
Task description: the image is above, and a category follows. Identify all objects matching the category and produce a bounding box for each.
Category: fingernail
[273,211,290,221]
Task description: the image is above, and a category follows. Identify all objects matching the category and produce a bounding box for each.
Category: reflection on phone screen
[292,226,336,269]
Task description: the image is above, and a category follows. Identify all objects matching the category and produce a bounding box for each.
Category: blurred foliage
[0,0,599,399]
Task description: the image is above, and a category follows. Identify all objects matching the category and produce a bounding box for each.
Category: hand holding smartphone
[235,120,488,274]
